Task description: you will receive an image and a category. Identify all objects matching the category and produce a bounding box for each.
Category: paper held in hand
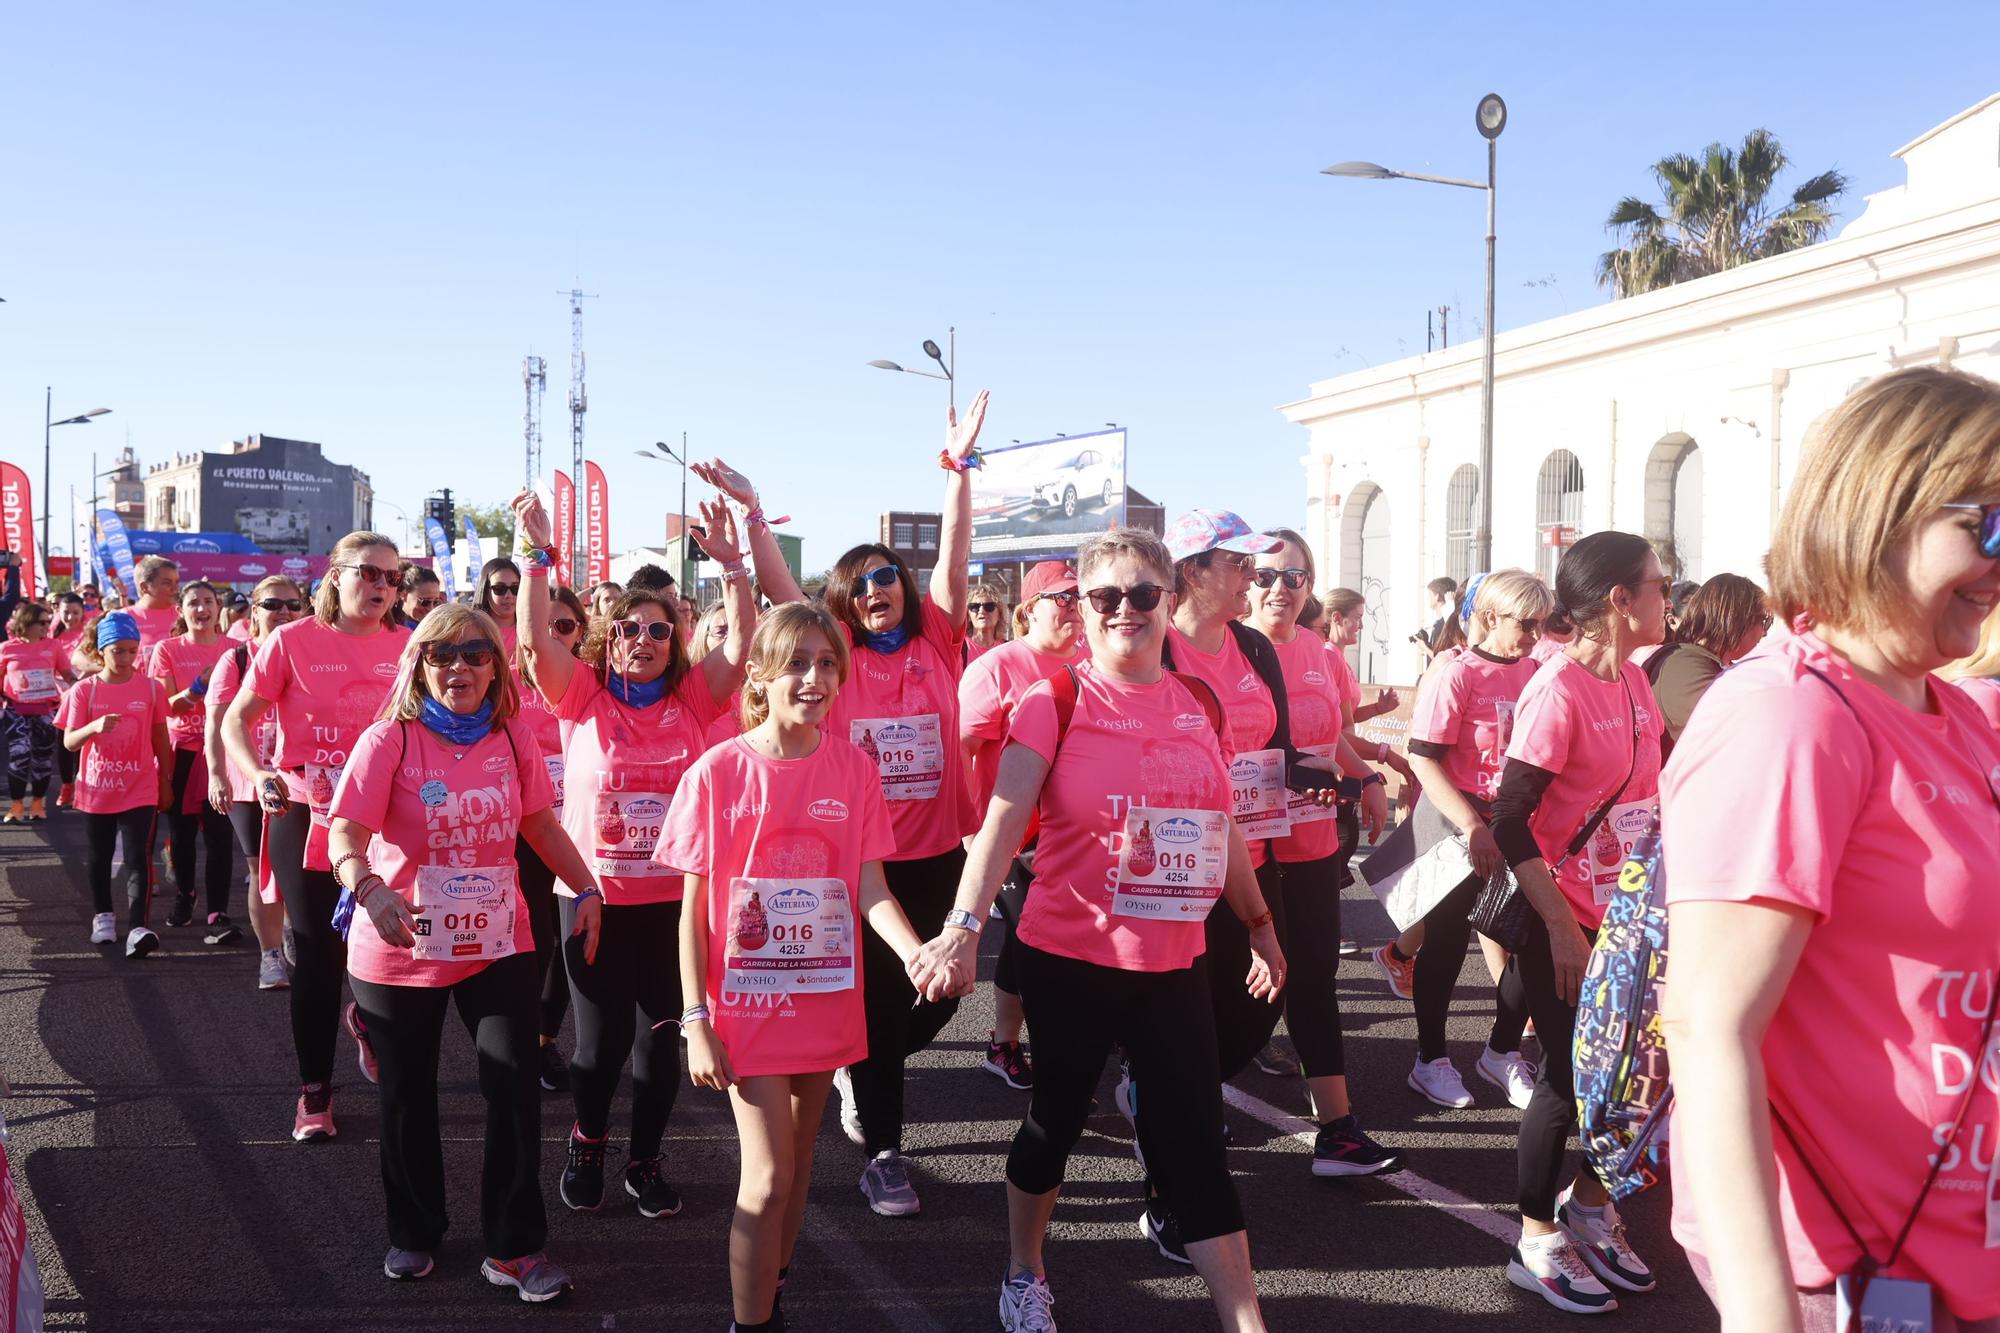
[1354,791,1500,932]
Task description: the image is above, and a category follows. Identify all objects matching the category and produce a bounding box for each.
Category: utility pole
[560,286,597,584]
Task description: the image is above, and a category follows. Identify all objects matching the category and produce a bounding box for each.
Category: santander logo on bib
[1155,816,1204,845]
[808,798,849,823]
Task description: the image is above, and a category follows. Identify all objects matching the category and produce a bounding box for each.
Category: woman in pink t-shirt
[1663,368,2000,1331]
[660,603,916,1331]
[50,591,88,807]
[2,601,68,822]
[222,530,408,1144]
[913,527,1286,1333]
[327,604,600,1300]
[204,575,304,992]
[57,611,173,957]
[964,580,1008,663]
[1487,531,1668,1314]
[1945,608,2000,730]
[150,579,238,942]
[512,486,755,1220]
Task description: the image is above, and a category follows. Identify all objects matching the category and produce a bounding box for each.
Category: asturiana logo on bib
[625,796,667,822]
[1156,816,1204,845]
[440,872,497,901]
[769,886,821,915]
[808,798,849,822]
[876,722,917,745]
[1172,713,1206,731]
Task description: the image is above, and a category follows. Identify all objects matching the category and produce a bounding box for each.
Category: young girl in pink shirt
[150,579,237,941]
[660,602,917,1333]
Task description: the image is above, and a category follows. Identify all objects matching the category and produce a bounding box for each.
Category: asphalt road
[1,812,1715,1331]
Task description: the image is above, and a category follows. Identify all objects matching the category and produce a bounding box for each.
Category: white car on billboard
[1029,447,1119,519]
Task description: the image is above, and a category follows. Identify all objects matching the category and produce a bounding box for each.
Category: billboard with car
[969,428,1126,558]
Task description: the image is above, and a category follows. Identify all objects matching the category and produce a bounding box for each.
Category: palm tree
[1596,130,1848,297]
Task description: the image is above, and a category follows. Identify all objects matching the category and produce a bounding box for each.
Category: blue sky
[5,2,1997,573]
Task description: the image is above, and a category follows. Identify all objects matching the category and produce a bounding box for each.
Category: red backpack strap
[1051,663,1080,745]
[1169,671,1226,740]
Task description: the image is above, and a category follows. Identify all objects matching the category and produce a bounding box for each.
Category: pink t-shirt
[1010,662,1232,973]
[552,663,722,905]
[706,698,743,750]
[1169,626,1275,866]
[1323,638,1364,715]
[1663,634,2000,1317]
[208,643,275,803]
[0,639,65,715]
[516,670,567,817]
[655,735,897,1076]
[1530,634,1569,664]
[1409,647,1540,804]
[829,597,976,861]
[330,717,550,989]
[958,638,1088,811]
[965,638,998,665]
[1953,675,2000,730]
[52,626,86,665]
[130,604,179,653]
[242,617,408,806]
[53,675,168,814]
[1269,632,1346,863]
[149,633,229,752]
[226,619,254,643]
[1503,653,1664,928]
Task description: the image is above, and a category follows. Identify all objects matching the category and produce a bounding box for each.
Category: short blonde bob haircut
[1468,568,1555,648]
[1077,527,1175,591]
[741,601,850,732]
[383,604,520,726]
[1769,367,2000,631]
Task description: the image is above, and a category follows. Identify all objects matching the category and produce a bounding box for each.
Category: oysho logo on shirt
[1095,717,1145,732]
[307,663,346,674]
[808,798,849,822]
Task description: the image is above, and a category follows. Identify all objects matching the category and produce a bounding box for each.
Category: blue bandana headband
[96,611,140,649]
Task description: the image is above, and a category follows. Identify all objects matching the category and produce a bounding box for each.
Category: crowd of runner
[3,365,1997,1331]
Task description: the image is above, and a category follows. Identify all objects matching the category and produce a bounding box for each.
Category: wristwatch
[1361,772,1387,788]
[942,908,984,936]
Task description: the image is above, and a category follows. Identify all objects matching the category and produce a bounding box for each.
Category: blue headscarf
[96,611,140,649]
[1459,573,1491,629]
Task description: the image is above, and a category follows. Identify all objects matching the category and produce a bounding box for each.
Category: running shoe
[999,1265,1058,1331]
[125,926,159,959]
[55,783,74,809]
[1253,1041,1299,1077]
[26,798,45,821]
[1337,938,1363,957]
[282,924,296,969]
[292,1085,336,1142]
[481,1251,572,1303]
[1372,942,1416,1000]
[1408,1056,1474,1109]
[257,950,290,990]
[538,1042,570,1093]
[166,893,196,929]
[1138,1201,1190,1265]
[1112,1066,1147,1173]
[1507,1232,1619,1314]
[560,1128,608,1211]
[1477,1046,1538,1111]
[1557,1187,1656,1293]
[624,1155,683,1218]
[831,1066,865,1147]
[859,1150,920,1217]
[1311,1114,1402,1177]
[204,912,242,946]
[983,1033,1034,1090]
[343,1001,379,1085]
[383,1247,433,1280]
[89,913,116,946]
[3,801,21,823]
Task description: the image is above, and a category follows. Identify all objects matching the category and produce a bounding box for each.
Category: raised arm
[929,389,989,622]
[510,488,577,704]
[690,459,803,606]
[690,498,754,707]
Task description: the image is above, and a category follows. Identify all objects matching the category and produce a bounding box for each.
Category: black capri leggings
[1413,870,1531,1063]
[165,748,234,916]
[1272,853,1347,1078]
[1203,857,1288,1082]
[1008,939,1244,1244]
[266,803,347,1087]
[563,897,681,1158]
[850,847,965,1156]
[514,837,570,1040]
[1512,912,1597,1222]
[226,801,262,862]
[990,859,1030,998]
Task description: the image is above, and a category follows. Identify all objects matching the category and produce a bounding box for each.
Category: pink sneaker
[292,1085,337,1142]
[344,1001,380,1085]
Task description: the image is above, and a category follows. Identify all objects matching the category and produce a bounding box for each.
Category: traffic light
[425,489,455,536]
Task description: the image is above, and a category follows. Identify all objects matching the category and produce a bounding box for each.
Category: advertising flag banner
[0,464,37,599]
[553,470,576,588]
[584,461,609,589]
[968,429,1127,560]
[73,497,97,590]
[463,514,482,588]
[96,508,139,599]
[424,517,457,599]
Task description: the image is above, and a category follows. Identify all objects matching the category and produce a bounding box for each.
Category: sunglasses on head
[341,563,397,587]
[550,616,580,636]
[421,640,498,669]
[1084,583,1167,615]
[1034,590,1080,609]
[1944,502,2000,558]
[489,582,520,597]
[968,602,1000,614]
[1251,567,1310,591]
[613,620,675,642]
[255,597,304,612]
[850,566,900,598]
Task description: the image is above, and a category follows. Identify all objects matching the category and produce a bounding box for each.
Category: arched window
[1535,450,1586,584]
[1644,435,1702,580]
[1444,465,1479,584]
[1339,482,1393,683]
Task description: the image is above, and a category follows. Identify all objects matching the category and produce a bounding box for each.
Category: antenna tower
[522,355,547,485]
[560,285,598,581]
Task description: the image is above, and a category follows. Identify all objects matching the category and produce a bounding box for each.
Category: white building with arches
[1284,92,2000,683]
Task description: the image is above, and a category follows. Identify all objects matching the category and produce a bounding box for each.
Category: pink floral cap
[1164,509,1283,564]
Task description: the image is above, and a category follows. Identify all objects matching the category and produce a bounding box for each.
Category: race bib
[850,714,943,801]
[307,762,344,824]
[14,668,57,704]
[543,754,566,818]
[1112,806,1228,922]
[1590,797,1660,905]
[1230,748,1291,839]
[723,877,854,996]
[591,789,671,878]
[1284,744,1342,828]
[410,864,518,962]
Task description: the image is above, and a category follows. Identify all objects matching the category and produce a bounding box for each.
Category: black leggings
[5,710,56,800]
[515,837,570,1040]
[85,806,156,928]
[1512,913,1597,1221]
[990,861,1030,998]
[165,748,234,915]
[1008,940,1244,1244]
[1272,854,1347,1079]
[563,897,681,1157]
[1414,871,1532,1062]
[57,735,76,787]
[1203,858,1288,1082]
[267,804,347,1087]
[226,801,262,861]
[350,951,545,1260]
[851,847,965,1155]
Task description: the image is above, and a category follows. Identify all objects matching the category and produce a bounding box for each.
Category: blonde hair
[740,602,849,732]
[1468,569,1554,648]
[382,605,520,725]
[1945,609,2000,682]
[1770,367,2000,632]
[316,531,400,625]
[1076,528,1175,589]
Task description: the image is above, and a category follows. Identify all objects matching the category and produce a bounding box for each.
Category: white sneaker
[999,1265,1057,1331]
[832,1066,865,1147]
[1408,1056,1474,1109]
[90,913,117,945]
[125,926,159,958]
[1477,1047,1538,1111]
[1507,1231,1619,1314]
[1558,1187,1656,1293]
[258,950,291,990]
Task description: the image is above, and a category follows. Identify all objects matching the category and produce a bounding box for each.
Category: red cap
[1021,561,1079,602]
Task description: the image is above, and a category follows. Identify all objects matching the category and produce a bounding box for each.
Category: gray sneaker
[999,1265,1057,1331]
[383,1247,433,1280]
[481,1251,572,1303]
[859,1150,920,1217]
[258,950,290,991]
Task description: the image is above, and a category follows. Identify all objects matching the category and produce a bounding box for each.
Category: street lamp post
[867,327,955,412]
[44,389,111,576]
[1322,93,1506,572]
[634,435,691,591]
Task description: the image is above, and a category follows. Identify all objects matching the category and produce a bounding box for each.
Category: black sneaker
[1253,1041,1298,1077]
[982,1033,1034,1090]
[624,1155,683,1218]
[204,913,242,946]
[1139,1200,1190,1265]
[1337,938,1363,958]
[1311,1114,1402,1177]
[559,1130,608,1211]
[167,893,196,928]
[538,1043,570,1092]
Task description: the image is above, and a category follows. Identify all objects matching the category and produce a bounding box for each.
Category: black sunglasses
[421,640,498,669]
[1251,567,1310,591]
[1084,584,1167,615]
[488,582,521,597]
[613,620,675,642]
[1034,590,1080,609]
[849,567,900,598]
[550,616,580,636]
[967,602,1000,614]
[256,597,305,612]
[1944,502,2000,558]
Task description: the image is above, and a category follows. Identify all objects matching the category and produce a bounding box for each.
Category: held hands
[1245,923,1287,1003]
[694,498,743,567]
[689,458,758,511]
[365,883,422,950]
[511,488,554,549]
[569,893,603,966]
[907,929,977,1002]
[687,1022,736,1091]
[945,389,991,465]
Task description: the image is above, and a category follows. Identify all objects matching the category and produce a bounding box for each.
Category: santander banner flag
[0,463,37,600]
[553,470,576,588]
[584,460,609,589]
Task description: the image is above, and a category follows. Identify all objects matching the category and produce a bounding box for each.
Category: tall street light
[1323,92,1506,572]
[867,327,955,412]
[46,391,112,570]
[635,435,691,591]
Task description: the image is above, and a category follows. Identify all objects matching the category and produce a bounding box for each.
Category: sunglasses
[550,616,580,636]
[489,582,520,597]
[341,563,397,587]
[421,640,498,669]
[256,597,305,612]
[410,595,445,610]
[1507,615,1543,634]
[968,602,1000,614]
[849,567,900,598]
[1944,502,2000,558]
[1250,567,1310,591]
[1033,590,1080,609]
[1084,583,1167,615]
[613,620,675,642]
